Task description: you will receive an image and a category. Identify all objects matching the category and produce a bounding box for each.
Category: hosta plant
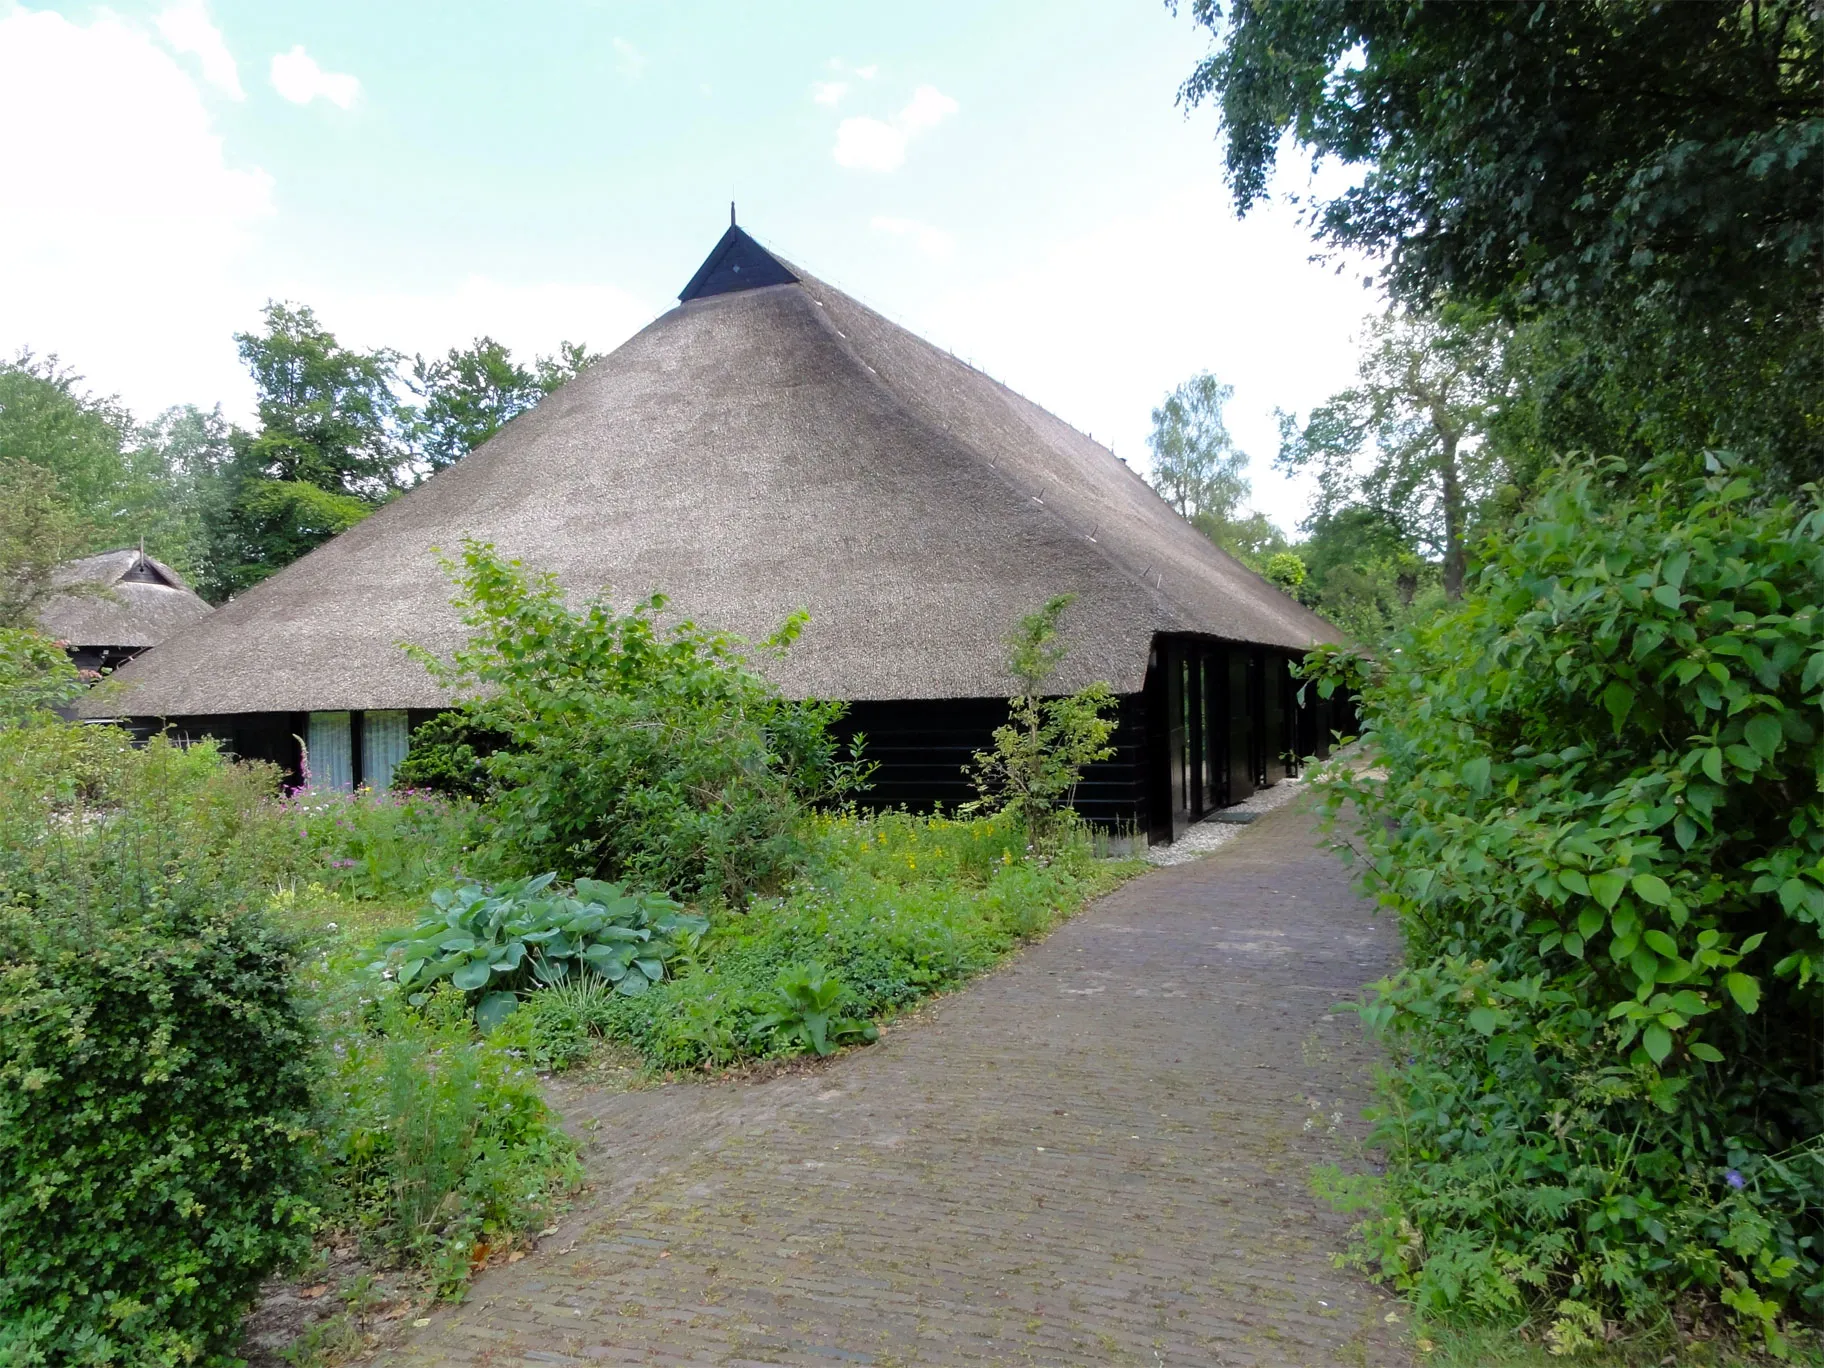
[755,963,879,1057]
[376,873,707,1032]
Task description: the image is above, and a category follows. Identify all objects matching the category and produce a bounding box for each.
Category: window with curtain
[362,711,410,791]
[306,712,353,793]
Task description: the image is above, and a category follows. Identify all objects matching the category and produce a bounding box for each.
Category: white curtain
[362,711,410,791]
[307,712,353,793]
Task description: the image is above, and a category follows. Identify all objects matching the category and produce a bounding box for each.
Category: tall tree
[235,302,409,499]
[1278,309,1507,598]
[407,337,599,472]
[1175,0,1824,481]
[0,354,197,572]
[0,461,105,630]
[1147,372,1249,519]
[1146,371,1287,566]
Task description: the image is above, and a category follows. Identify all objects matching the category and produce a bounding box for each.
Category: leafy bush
[390,712,504,800]
[375,872,707,1032]
[404,539,871,900]
[0,627,83,723]
[0,726,317,1366]
[964,594,1117,846]
[284,785,481,902]
[312,983,582,1297]
[1307,457,1824,1347]
[754,963,879,1056]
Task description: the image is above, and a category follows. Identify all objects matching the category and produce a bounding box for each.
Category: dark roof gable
[678,225,799,302]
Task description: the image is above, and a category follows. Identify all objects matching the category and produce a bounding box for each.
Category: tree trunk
[1439,432,1465,599]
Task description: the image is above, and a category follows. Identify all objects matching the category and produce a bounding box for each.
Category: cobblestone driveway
[384,801,1410,1367]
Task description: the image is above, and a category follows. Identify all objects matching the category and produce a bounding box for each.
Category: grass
[514,809,1146,1072]
[1409,1319,1822,1366]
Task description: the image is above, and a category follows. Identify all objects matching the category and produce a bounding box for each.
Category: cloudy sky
[0,0,1379,533]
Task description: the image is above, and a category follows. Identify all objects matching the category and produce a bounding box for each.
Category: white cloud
[154,0,241,98]
[833,119,904,172]
[612,37,645,77]
[811,80,848,105]
[833,84,958,172]
[870,215,956,261]
[0,7,273,419]
[854,64,878,79]
[269,45,358,108]
[897,84,957,132]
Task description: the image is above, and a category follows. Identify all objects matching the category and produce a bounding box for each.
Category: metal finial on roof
[730,200,737,227]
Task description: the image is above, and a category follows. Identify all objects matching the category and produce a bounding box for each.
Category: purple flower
[330,858,359,869]
[1726,1169,1745,1190]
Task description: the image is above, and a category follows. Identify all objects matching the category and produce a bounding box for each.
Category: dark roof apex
[678,224,798,302]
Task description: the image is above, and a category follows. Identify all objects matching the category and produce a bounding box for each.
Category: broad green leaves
[375,873,707,1029]
[1301,458,1824,1329]
[752,962,879,1058]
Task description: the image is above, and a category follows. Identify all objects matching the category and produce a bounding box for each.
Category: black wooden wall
[831,694,1150,833]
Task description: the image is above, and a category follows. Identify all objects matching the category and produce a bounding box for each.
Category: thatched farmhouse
[41,547,213,677]
[90,225,1342,842]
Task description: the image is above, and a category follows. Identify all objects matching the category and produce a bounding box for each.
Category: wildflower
[1726,1169,1746,1190]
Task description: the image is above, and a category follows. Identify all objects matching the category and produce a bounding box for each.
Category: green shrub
[964,594,1117,848]
[374,873,707,1033]
[403,539,871,900]
[284,785,482,902]
[0,627,82,724]
[0,727,317,1366]
[1307,457,1824,1347]
[753,963,878,1057]
[391,712,504,801]
[312,984,582,1297]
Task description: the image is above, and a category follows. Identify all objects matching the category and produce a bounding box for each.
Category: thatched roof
[40,548,213,650]
[90,227,1339,718]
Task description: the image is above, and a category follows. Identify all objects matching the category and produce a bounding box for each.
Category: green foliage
[312,983,582,1296]
[965,595,1118,846]
[210,477,374,597]
[0,628,83,723]
[1145,370,1291,565]
[1305,458,1824,1341]
[1262,551,1307,595]
[1176,0,1823,484]
[1294,506,1445,647]
[376,873,707,1030]
[405,539,870,900]
[754,963,879,1057]
[0,459,106,630]
[598,810,1129,1070]
[1147,371,1251,521]
[0,354,205,576]
[283,785,481,902]
[0,727,317,1366]
[236,302,409,500]
[406,336,599,472]
[391,712,503,800]
[1278,308,1509,598]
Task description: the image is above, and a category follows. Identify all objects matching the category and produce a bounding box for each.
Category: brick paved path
[385,802,1410,1367]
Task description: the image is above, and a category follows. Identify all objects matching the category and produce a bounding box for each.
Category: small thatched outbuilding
[40,548,213,676]
[89,224,1344,841]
